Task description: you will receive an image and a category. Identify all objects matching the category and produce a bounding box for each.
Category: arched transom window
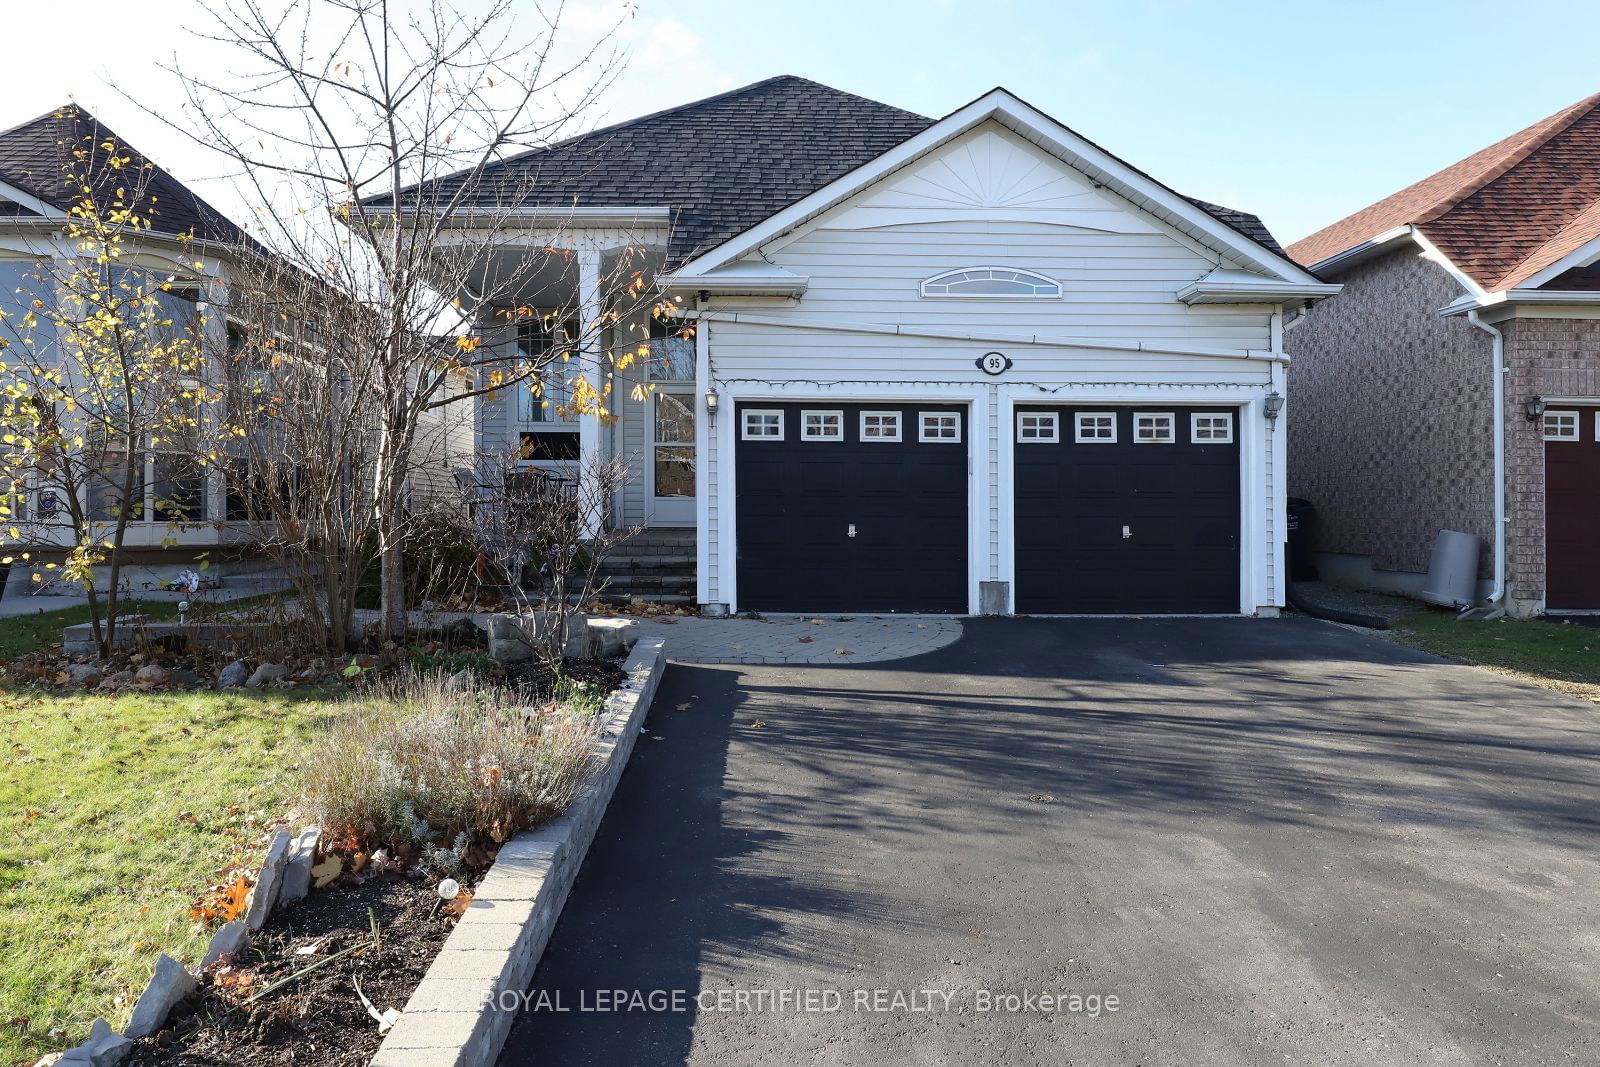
[920,266,1061,299]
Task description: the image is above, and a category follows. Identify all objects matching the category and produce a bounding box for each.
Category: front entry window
[652,391,695,497]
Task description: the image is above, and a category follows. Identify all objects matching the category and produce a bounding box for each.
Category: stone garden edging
[368,635,668,1067]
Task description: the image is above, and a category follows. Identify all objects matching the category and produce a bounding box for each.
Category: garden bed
[126,873,468,1067]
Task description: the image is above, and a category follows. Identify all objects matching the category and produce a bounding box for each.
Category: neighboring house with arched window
[392,76,1336,615]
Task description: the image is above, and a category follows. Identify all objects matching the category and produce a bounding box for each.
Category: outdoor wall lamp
[1524,395,1546,421]
[1263,391,1284,421]
[704,389,719,414]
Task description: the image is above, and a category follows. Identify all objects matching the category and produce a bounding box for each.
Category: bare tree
[168,0,666,639]
[462,446,636,670]
[204,250,387,652]
[0,112,210,657]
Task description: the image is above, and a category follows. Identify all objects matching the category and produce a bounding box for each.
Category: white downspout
[1467,309,1506,615]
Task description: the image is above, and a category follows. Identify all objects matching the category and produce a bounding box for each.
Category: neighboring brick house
[1286,92,1600,617]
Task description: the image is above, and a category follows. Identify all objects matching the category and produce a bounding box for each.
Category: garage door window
[1017,412,1058,442]
[1191,412,1234,443]
[802,410,844,440]
[861,411,901,441]
[1134,412,1175,444]
[1544,410,1580,441]
[1074,412,1116,443]
[920,412,961,442]
[742,410,784,440]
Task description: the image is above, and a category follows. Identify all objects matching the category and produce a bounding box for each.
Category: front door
[1544,406,1600,610]
[648,388,696,526]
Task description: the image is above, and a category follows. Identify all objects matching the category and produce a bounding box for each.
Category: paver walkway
[633,613,963,664]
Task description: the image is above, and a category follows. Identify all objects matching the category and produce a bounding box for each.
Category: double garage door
[734,402,1240,614]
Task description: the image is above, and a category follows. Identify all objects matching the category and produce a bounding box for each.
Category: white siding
[696,120,1285,614]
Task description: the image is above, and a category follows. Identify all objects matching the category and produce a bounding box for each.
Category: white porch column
[576,245,603,538]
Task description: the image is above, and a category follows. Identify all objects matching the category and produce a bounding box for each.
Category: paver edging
[368,636,668,1067]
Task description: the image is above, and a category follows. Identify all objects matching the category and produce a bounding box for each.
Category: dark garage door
[1545,406,1600,611]
[735,402,967,612]
[1014,406,1240,614]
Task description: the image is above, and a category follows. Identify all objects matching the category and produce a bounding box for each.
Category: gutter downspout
[1467,309,1507,617]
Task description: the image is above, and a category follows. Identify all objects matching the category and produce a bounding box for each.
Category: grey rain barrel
[1420,529,1481,609]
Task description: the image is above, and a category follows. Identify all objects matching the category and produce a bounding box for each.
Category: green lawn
[0,605,342,1065]
[0,599,182,660]
[1391,610,1600,699]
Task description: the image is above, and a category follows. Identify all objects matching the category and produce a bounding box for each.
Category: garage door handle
[848,524,857,538]
[1122,525,1132,539]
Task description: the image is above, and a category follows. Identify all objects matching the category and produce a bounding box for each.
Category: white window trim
[801,409,844,441]
[860,410,902,442]
[1133,411,1176,444]
[1190,412,1235,444]
[1074,412,1117,444]
[1544,410,1580,441]
[741,409,784,441]
[919,412,962,443]
[920,265,1063,300]
[1016,411,1059,443]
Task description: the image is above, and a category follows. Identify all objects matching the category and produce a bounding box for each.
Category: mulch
[126,873,468,1067]
[501,655,626,695]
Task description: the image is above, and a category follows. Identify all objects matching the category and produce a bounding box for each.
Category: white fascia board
[0,180,64,219]
[1516,231,1600,289]
[1177,272,1342,304]
[1301,226,1415,277]
[1409,227,1491,302]
[362,204,672,228]
[661,273,809,297]
[668,88,1318,286]
[1439,288,1600,317]
[663,262,810,297]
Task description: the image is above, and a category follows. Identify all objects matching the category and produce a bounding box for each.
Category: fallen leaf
[797,635,814,644]
[675,702,692,711]
[190,874,251,924]
[442,889,473,919]
[750,719,766,729]
[311,855,343,888]
[810,618,825,625]
[833,648,853,656]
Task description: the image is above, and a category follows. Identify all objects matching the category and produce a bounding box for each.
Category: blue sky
[652,0,1600,246]
[8,0,1600,249]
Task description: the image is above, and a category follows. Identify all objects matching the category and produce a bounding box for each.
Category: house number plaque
[977,351,1012,376]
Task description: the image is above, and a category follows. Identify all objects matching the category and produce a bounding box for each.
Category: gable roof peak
[1289,91,1600,289]
[0,102,246,247]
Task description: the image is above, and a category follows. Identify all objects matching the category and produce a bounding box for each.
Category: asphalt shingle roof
[373,75,1286,267]
[1288,92,1600,291]
[0,105,245,246]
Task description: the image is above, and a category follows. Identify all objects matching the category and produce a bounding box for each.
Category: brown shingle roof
[1288,92,1600,291]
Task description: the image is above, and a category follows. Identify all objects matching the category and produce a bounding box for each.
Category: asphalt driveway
[499,618,1600,1065]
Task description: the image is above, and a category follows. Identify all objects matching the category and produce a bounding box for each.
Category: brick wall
[1501,316,1600,614]
[1286,249,1494,574]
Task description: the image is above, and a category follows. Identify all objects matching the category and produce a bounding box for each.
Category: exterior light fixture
[704,389,719,414]
[1263,391,1285,421]
[1524,395,1546,421]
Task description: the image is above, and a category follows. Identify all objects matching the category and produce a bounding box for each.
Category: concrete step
[597,554,696,574]
[594,591,696,607]
[595,579,694,598]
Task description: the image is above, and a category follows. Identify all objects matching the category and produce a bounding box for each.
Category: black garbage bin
[1286,497,1319,583]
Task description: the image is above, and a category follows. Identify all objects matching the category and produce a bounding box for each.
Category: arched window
[920,266,1061,299]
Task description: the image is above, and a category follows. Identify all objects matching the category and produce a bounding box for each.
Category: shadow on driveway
[499,617,1600,1065]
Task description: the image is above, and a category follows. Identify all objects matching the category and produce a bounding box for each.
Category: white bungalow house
[405,77,1337,616]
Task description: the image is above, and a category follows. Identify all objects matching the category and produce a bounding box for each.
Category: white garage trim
[712,383,990,615]
[996,386,1274,616]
